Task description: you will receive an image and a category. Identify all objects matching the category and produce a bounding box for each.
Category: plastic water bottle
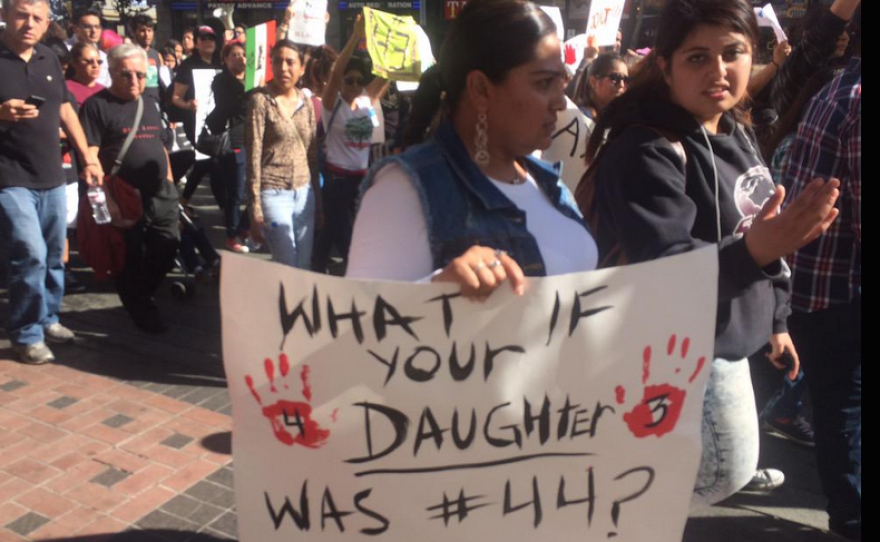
[88,186,112,225]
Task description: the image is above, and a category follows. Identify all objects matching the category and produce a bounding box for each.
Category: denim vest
[361,121,590,277]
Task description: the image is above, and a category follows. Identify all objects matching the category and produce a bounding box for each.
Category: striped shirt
[782,58,861,313]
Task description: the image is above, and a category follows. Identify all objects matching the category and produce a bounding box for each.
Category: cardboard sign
[288,0,328,46]
[586,0,626,48]
[542,97,595,195]
[222,247,720,541]
[192,69,221,161]
[364,8,422,82]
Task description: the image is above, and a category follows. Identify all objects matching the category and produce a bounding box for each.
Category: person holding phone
[0,0,103,365]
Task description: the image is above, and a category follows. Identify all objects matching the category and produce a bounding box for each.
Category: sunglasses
[604,73,630,86]
[344,76,365,87]
[80,58,103,66]
[118,70,147,81]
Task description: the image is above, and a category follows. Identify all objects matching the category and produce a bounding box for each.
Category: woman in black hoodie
[585,0,841,507]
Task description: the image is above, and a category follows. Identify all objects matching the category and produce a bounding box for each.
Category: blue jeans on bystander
[261,186,316,270]
[0,185,67,345]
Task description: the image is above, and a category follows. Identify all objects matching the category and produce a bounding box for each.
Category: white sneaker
[44,323,75,344]
[12,342,56,365]
[744,468,786,493]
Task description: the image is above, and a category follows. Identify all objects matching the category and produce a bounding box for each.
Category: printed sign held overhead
[586,0,626,48]
[288,0,328,46]
[222,246,719,541]
[364,7,422,82]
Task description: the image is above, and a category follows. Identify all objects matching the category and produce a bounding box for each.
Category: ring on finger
[488,259,503,269]
[495,249,508,258]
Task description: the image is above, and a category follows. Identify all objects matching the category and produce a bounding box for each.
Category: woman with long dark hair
[573,52,629,121]
[208,41,250,253]
[348,0,596,290]
[584,0,840,506]
[246,41,319,269]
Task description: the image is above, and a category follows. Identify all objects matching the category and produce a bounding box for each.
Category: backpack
[575,126,687,268]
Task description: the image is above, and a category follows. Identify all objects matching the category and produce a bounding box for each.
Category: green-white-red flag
[246,21,277,91]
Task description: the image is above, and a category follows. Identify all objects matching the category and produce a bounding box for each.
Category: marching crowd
[0,0,860,539]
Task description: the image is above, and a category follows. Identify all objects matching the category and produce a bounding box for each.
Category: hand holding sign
[586,0,626,48]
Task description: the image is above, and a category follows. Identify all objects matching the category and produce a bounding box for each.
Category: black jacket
[593,98,791,361]
[207,70,247,149]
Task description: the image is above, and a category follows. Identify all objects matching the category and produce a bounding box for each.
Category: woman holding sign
[583,0,840,507]
[314,15,390,274]
[348,0,597,290]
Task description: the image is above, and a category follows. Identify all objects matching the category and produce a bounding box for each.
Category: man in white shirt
[66,7,111,87]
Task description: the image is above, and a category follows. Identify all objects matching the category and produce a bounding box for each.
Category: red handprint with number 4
[616,334,708,439]
[245,354,332,449]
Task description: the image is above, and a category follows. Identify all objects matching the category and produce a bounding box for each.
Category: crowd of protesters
[0,0,860,539]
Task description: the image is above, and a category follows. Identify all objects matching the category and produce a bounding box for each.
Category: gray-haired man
[0,0,103,364]
[79,44,179,334]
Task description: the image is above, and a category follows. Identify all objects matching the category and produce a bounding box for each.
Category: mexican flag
[246,21,277,91]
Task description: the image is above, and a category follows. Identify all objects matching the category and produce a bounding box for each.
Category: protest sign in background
[222,247,719,541]
[193,69,221,161]
[364,8,422,82]
[586,0,626,48]
[288,0,328,46]
[541,96,595,194]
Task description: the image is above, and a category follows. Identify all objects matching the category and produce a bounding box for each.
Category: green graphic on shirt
[146,65,159,89]
[345,117,374,145]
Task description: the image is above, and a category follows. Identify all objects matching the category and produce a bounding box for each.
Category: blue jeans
[760,368,807,422]
[692,358,760,509]
[0,185,67,345]
[790,297,861,539]
[261,186,316,269]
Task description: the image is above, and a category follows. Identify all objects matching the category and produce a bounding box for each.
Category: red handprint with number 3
[616,334,708,439]
[245,354,332,449]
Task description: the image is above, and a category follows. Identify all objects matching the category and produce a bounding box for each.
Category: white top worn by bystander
[347,164,599,281]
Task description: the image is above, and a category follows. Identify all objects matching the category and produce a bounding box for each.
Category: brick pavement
[0,359,236,542]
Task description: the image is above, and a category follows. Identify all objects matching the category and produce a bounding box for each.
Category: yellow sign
[364,7,422,82]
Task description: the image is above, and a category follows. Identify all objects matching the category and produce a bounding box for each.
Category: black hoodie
[593,98,791,361]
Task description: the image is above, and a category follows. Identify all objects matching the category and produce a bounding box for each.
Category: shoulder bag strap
[110,97,144,178]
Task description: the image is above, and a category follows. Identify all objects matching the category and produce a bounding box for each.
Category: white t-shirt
[323,93,378,172]
[347,164,598,281]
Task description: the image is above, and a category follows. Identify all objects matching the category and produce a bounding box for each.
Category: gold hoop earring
[474,112,490,166]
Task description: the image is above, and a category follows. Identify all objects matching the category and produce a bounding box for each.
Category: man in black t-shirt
[171,25,221,211]
[80,44,180,334]
[129,14,165,112]
[1,0,103,365]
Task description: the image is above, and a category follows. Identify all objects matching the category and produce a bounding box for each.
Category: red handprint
[616,334,708,439]
[245,354,331,449]
[565,43,577,66]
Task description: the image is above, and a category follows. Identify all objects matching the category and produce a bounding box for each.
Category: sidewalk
[0,192,847,542]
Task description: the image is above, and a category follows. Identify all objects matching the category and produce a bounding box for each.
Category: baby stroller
[171,204,220,301]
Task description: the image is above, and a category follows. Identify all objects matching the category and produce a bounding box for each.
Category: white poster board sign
[193,68,220,161]
[587,0,626,48]
[542,97,595,195]
[289,0,328,46]
[539,6,566,43]
[755,4,788,43]
[222,248,719,541]
[563,33,588,76]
